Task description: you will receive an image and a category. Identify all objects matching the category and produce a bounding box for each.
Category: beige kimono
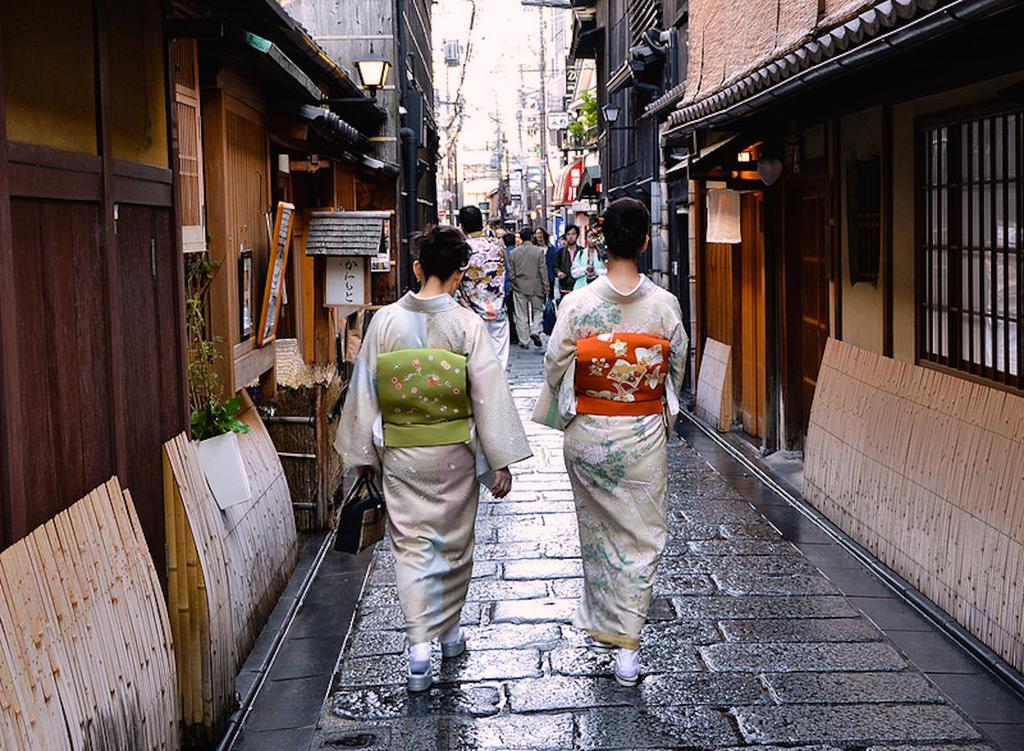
[336,293,532,644]
[534,276,688,650]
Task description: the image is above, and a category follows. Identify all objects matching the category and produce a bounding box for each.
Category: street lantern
[354,51,391,99]
[603,104,621,125]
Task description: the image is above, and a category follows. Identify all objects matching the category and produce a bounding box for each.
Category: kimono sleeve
[466,318,533,470]
[531,295,579,429]
[334,310,385,474]
[663,296,689,427]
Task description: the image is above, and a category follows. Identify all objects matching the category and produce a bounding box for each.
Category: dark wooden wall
[0,3,188,576]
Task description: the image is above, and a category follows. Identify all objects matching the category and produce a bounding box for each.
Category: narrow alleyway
[302,348,1021,750]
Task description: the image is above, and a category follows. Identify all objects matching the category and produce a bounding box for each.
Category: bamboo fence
[163,404,298,745]
[806,338,1024,673]
[0,478,178,749]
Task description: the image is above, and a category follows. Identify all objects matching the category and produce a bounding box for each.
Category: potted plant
[187,256,252,510]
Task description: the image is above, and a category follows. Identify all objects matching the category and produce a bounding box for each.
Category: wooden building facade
[286,0,439,294]
[166,2,400,530]
[657,0,1024,679]
[0,0,188,573]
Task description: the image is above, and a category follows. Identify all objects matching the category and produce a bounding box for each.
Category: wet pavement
[291,346,1024,750]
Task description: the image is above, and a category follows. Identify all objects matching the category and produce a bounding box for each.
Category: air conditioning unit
[443,40,461,67]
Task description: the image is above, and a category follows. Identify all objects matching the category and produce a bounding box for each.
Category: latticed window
[919,108,1022,389]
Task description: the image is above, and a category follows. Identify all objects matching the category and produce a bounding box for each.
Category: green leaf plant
[185,254,252,442]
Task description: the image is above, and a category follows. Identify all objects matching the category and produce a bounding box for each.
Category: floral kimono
[337,292,532,644]
[533,276,688,650]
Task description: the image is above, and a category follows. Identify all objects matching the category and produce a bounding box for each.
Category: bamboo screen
[805,339,1024,672]
[0,479,178,749]
[163,404,298,744]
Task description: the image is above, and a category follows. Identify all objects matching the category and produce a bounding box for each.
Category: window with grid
[919,108,1022,388]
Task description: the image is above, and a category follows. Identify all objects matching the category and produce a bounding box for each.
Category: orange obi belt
[575,333,670,416]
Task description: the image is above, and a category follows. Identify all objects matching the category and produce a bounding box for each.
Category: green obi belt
[377,348,473,448]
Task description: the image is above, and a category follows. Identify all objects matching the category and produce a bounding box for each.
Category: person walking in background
[336,225,532,693]
[570,222,607,291]
[457,206,510,369]
[554,226,580,298]
[535,227,558,297]
[508,227,549,349]
[503,232,519,346]
[533,198,688,687]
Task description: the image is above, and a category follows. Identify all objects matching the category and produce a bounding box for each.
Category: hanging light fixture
[354,46,391,99]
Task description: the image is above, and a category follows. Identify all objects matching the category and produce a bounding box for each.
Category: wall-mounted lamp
[354,50,391,99]
[603,104,621,125]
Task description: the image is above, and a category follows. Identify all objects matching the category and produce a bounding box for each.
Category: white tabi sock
[438,622,463,644]
[408,642,431,670]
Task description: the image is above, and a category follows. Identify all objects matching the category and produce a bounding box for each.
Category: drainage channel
[679,409,1024,701]
[217,530,337,751]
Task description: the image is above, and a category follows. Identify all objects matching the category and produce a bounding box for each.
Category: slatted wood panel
[0,478,178,750]
[696,338,733,431]
[163,403,298,744]
[806,339,1024,673]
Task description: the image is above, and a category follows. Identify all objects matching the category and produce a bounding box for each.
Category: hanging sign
[257,201,295,346]
[326,256,369,308]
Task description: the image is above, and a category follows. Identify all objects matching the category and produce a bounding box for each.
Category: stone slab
[639,672,771,706]
[465,579,548,601]
[330,683,502,721]
[491,599,576,624]
[711,572,841,596]
[503,558,583,580]
[462,623,563,651]
[673,595,859,620]
[701,642,907,672]
[735,704,982,745]
[719,617,882,643]
[576,706,741,749]
[764,671,946,704]
[506,675,639,712]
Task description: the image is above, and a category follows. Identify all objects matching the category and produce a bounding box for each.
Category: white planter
[196,431,253,511]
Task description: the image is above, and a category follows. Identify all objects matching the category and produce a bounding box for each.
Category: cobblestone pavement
[311,348,1003,751]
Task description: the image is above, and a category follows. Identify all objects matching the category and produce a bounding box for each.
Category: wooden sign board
[695,338,733,431]
[325,256,370,308]
[257,201,295,346]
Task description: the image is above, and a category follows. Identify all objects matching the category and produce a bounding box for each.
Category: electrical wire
[439,0,477,160]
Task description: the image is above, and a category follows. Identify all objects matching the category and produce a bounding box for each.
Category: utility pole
[538,7,549,228]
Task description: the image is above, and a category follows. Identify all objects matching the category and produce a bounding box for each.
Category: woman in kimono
[336,225,532,692]
[534,198,688,686]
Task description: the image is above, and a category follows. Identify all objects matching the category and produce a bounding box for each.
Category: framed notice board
[257,201,295,346]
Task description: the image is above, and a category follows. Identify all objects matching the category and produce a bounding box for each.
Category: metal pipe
[263,415,315,425]
[679,409,1024,701]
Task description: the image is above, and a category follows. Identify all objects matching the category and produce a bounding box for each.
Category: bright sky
[433,0,568,201]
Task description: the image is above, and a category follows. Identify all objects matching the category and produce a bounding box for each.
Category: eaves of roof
[664,0,1016,134]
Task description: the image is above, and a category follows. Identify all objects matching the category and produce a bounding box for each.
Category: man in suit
[507,228,549,349]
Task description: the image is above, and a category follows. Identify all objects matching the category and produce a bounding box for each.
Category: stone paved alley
[293,348,1024,751]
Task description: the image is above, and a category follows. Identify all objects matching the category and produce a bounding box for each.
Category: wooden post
[162,0,193,429]
[693,179,706,373]
[93,0,130,484]
[0,12,20,545]
[830,117,844,342]
[882,103,894,357]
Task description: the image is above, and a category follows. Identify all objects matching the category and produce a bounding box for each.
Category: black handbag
[334,473,386,554]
